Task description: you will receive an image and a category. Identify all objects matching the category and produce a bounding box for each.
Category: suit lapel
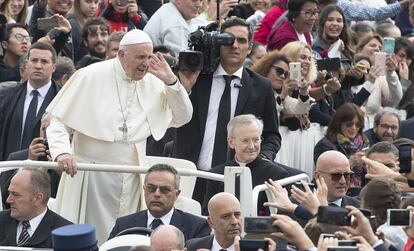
[5,216,18,246]
[27,209,52,246]
[235,69,251,116]
[134,210,149,227]
[15,84,27,132]
[35,82,57,124]
[170,209,185,233]
[197,74,213,135]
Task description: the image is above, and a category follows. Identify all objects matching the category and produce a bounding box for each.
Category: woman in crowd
[98,0,147,32]
[312,5,372,110]
[314,103,369,189]
[355,34,403,128]
[228,0,272,20]
[267,0,318,51]
[396,37,414,118]
[244,42,266,68]
[65,0,99,63]
[0,0,28,24]
[252,0,287,45]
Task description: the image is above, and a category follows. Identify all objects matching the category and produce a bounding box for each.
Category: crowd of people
[2,0,414,250]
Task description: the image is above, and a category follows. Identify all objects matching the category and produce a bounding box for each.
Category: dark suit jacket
[364,128,381,146]
[400,117,414,140]
[172,67,281,167]
[202,157,289,215]
[185,235,214,250]
[108,208,211,241]
[0,209,72,248]
[0,80,60,161]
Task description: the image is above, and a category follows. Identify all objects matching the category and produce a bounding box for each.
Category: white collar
[26,81,52,98]
[147,207,175,228]
[23,208,47,236]
[213,64,244,80]
[329,198,342,207]
[211,235,235,251]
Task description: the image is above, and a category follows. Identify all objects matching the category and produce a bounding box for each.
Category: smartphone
[244,216,280,234]
[239,239,269,251]
[359,208,372,218]
[327,247,358,251]
[374,52,387,76]
[383,37,395,55]
[338,240,358,246]
[37,17,59,31]
[321,233,338,239]
[317,58,341,71]
[398,144,412,174]
[293,181,316,191]
[387,209,412,227]
[317,206,351,226]
[289,62,301,81]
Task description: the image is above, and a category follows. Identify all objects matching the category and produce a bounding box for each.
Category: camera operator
[173,17,281,204]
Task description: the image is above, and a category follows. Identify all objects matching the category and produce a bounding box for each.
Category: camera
[317,206,351,226]
[398,144,412,173]
[244,216,279,234]
[317,57,341,72]
[38,138,49,161]
[178,22,235,74]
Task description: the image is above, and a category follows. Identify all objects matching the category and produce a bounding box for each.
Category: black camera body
[179,22,235,74]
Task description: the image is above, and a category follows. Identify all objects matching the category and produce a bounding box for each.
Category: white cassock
[46,58,192,244]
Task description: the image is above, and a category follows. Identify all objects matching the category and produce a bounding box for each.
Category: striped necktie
[17,221,31,246]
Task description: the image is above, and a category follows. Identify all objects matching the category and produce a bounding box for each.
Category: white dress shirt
[146,208,175,228]
[197,64,244,171]
[211,235,235,251]
[16,208,47,242]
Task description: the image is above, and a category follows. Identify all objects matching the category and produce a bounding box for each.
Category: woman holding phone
[355,34,403,128]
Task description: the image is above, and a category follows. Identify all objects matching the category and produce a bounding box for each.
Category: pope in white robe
[45,29,193,244]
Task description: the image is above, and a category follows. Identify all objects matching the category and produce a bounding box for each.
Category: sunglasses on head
[319,170,354,182]
[273,66,289,79]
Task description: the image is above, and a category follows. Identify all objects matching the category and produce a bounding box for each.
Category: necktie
[17,221,31,246]
[21,90,39,149]
[151,218,163,230]
[212,75,236,167]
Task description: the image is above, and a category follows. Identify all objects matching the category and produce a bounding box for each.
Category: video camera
[178,22,235,74]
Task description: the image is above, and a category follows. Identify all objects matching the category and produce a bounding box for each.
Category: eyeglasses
[272,66,289,79]
[300,9,320,18]
[238,136,263,146]
[318,170,354,182]
[144,184,177,194]
[344,121,362,128]
[14,33,32,42]
[378,124,398,131]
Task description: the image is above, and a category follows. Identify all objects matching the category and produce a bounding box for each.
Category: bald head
[208,192,240,216]
[316,150,350,172]
[150,225,184,251]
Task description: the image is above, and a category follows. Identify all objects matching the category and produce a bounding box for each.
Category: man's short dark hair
[4,23,27,42]
[395,37,414,59]
[82,17,110,43]
[52,56,76,81]
[153,45,176,58]
[393,138,414,148]
[106,31,125,50]
[144,164,180,188]
[287,0,319,22]
[28,42,57,63]
[221,17,253,43]
[366,141,399,158]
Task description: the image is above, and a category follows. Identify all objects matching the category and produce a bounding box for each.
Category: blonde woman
[0,0,28,24]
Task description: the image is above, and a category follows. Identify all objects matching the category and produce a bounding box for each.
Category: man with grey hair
[364,108,401,145]
[150,225,185,251]
[202,114,289,215]
[108,164,210,241]
[0,167,72,247]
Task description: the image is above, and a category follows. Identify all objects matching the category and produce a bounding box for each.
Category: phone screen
[317,206,351,226]
[388,209,412,227]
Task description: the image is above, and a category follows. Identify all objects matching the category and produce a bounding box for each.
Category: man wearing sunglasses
[313,150,360,208]
[108,164,211,241]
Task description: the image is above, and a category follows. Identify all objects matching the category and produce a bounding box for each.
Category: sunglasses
[273,66,289,79]
[344,121,362,128]
[144,184,177,194]
[318,170,354,182]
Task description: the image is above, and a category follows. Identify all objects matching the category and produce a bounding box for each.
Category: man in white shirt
[0,167,72,247]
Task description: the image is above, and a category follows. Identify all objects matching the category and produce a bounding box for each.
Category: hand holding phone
[289,62,301,81]
[37,16,59,31]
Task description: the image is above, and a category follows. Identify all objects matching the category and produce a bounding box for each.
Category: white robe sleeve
[47,116,73,160]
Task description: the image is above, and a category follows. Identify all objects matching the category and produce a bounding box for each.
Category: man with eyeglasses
[202,114,289,215]
[365,108,400,145]
[0,23,31,82]
[313,150,360,208]
[108,164,211,241]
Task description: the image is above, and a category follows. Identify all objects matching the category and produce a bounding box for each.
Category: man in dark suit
[364,109,400,145]
[314,150,360,208]
[0,167,72,248]
[203,114,289,214]
[173,17,281,203]
[186,192,242,250]
[108,164,211,241]
[0,41,60,161]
